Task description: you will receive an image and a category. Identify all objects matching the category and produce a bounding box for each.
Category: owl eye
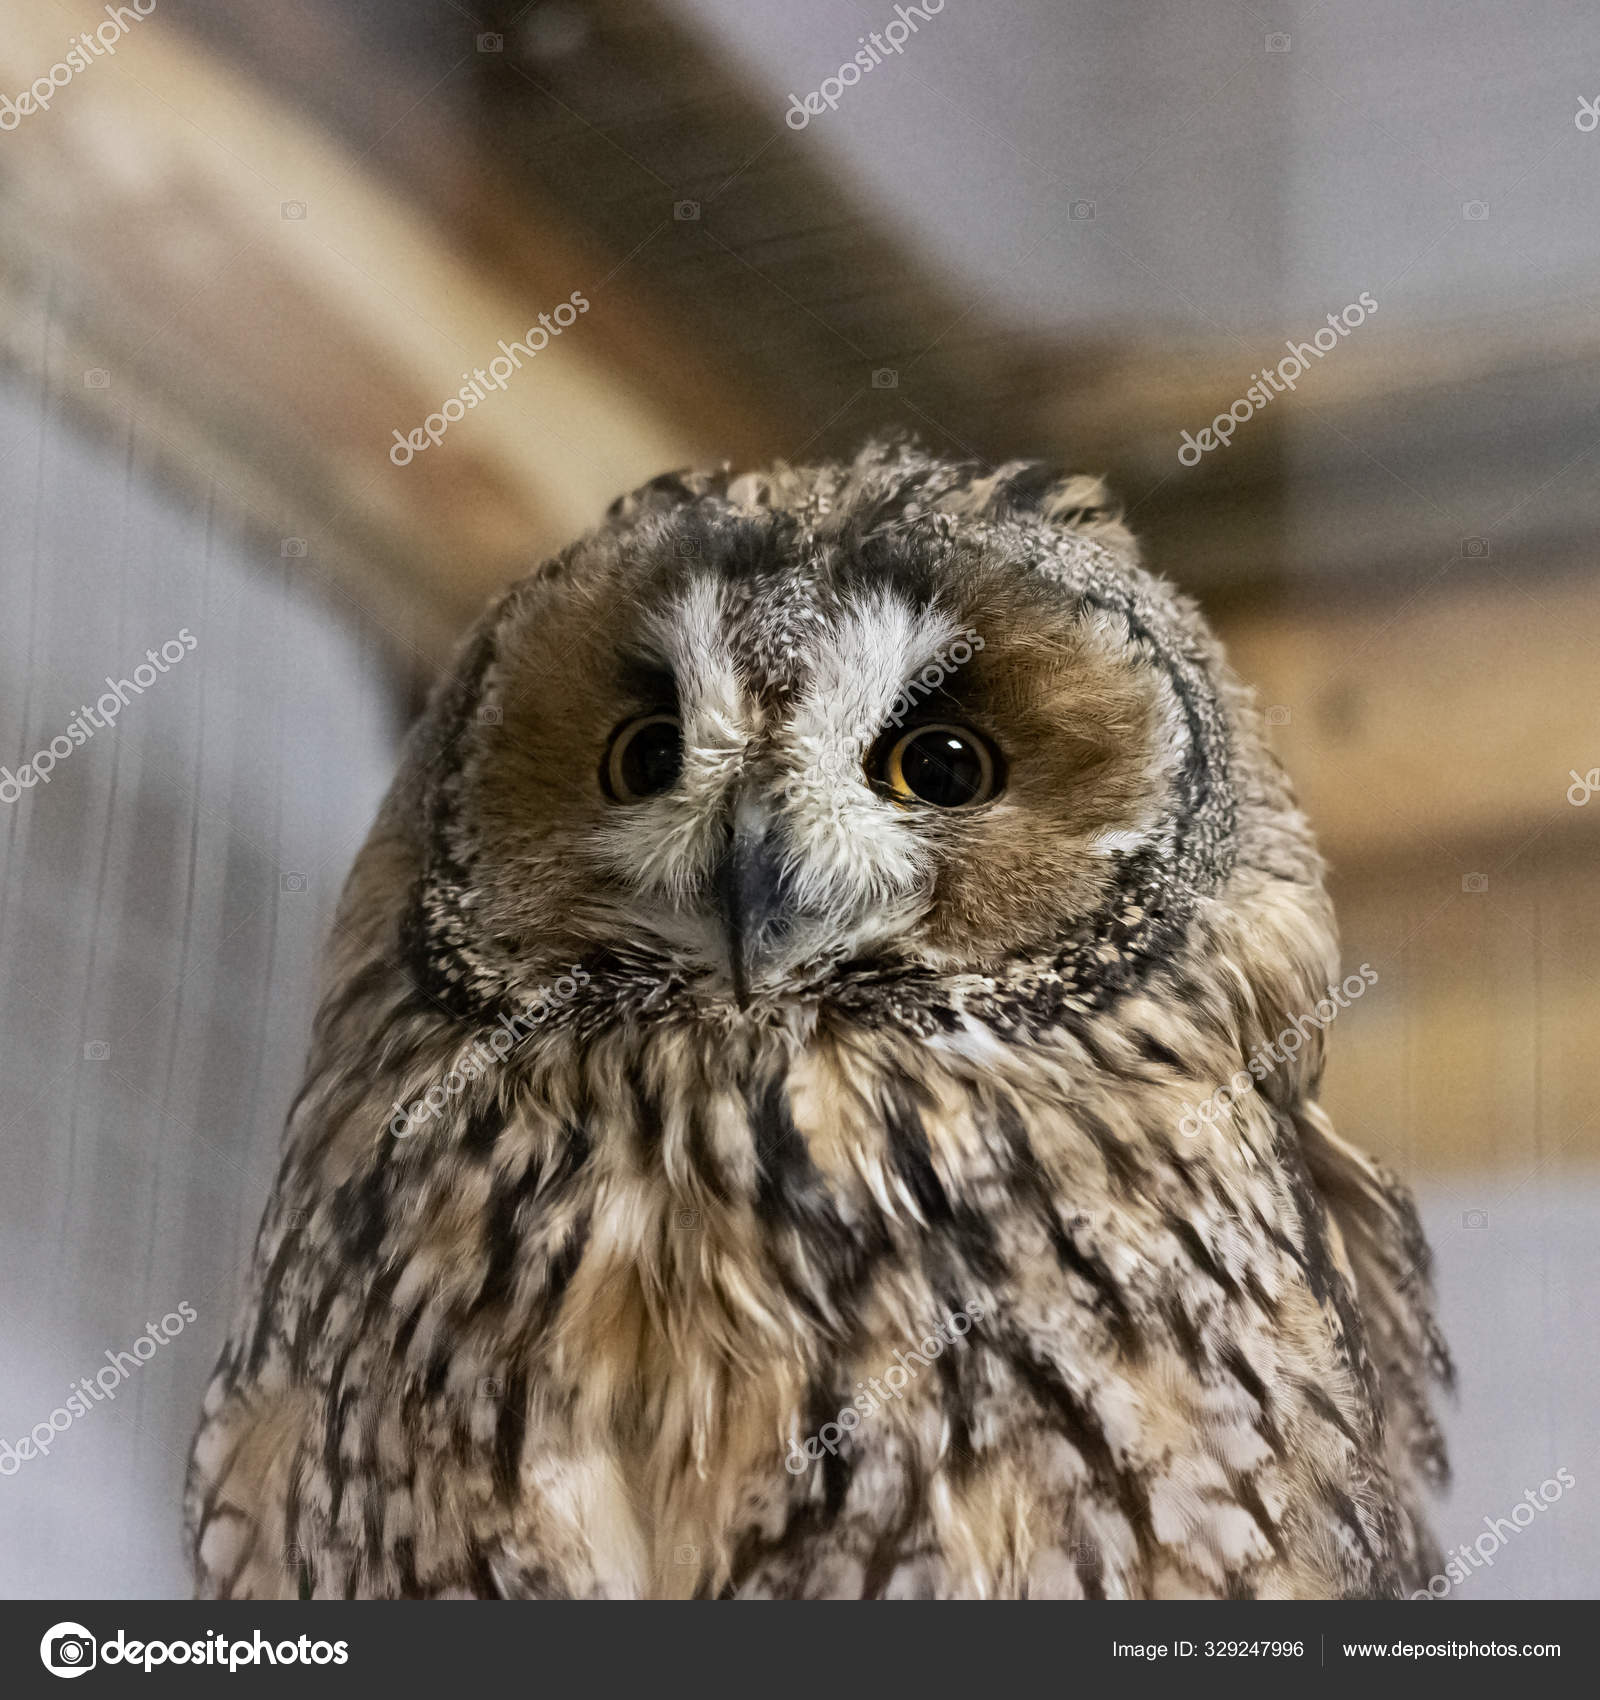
[874,723,1000,808]
[603,714,684,802]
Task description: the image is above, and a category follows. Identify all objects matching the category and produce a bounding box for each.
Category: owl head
[389,442,1305,1037]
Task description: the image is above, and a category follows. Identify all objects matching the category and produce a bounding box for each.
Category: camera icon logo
[1265,33,1291,53]
[1462,200,1489,220]
[83,1042,110,1061]
[674,538,702,558]
[478,1377,503,1399]
[1462,1209,1489,1230]
[476,705,503,725]
[674,200,700,221]
[281,537,308,558]
[1265,704,1292,726]
[871,368,898,389]
[281,201,307,220]
[40,1623,97,1677]
[83,369,111,390]
[280,871,308,894]
[676,1208,700,1228]
[672,1544,699,1566]
[1462,872,1488,893]
[1461,537,1490,558]
[1069,200,1096,220]
[478,33,504,53]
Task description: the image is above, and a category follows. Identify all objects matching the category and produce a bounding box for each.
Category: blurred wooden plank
[1216,569,1600,866]
[6,0,1599,666]
[1221,572,1600,1174]
[0,0,777,670]
[1321,835,1600,1175]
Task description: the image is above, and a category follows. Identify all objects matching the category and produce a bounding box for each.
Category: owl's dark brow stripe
[614,656,678,711]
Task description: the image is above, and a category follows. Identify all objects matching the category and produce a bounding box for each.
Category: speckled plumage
[186,442,1449,1599]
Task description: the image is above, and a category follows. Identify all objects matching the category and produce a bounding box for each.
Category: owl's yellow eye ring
[873,723,1001,808]
[603,714,684,802]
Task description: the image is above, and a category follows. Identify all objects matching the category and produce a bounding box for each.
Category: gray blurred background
[1,0,1596,1597]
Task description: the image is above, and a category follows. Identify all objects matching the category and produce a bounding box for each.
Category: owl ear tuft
[965,461,1112,524]
[605,464,738,524]
[937,459,1132,551]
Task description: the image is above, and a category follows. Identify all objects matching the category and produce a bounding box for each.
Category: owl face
[423,453,1213,1021]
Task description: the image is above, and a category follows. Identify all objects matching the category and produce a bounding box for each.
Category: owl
[186,441,1449,1599]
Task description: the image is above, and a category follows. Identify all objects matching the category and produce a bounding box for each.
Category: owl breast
[426,1004,1420,1601]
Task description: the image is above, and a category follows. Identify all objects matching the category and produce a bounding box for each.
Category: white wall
[0,369,401,1598]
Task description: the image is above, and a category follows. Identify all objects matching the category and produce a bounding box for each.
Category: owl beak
[713,812,789,1010]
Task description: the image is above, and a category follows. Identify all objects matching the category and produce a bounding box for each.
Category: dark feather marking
[461,1098,504,1157]
[1170,1218,1239,1299]
[468,1546,501,1599]
[493,1370,528,1499]
[473,1122,592,1317]
[1231,1472,1286,1559]
[998,1323,1153,1552]
[997,1104,1136,1348]
[243,1217,305,1377]
[1075,1105,1142,1194]
[393,1535,420,1599]
[747,1072,823,1224]
[861,1474,930,1599]
[1134,1029,1191,1074]
[684,1103,732,1203]
[1220,1342,1279,1444]
[1302,1380,1363,1449]
[883,1090,953,1224]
